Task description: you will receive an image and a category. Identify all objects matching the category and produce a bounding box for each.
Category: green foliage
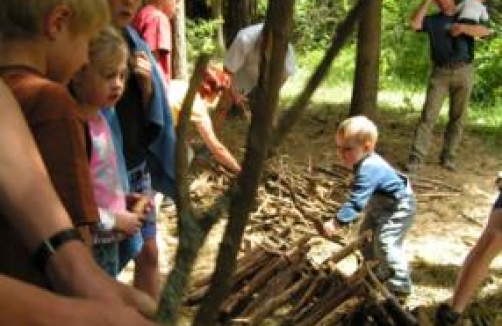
[292,0,502,107]
[297,47,356,87]
[185,0,500,108]
[186,18,223,59]
[292,0,349,52]
[380,1,430,88]
[471,29,502,104]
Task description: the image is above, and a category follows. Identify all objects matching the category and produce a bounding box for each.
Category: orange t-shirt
[0,66,98,287]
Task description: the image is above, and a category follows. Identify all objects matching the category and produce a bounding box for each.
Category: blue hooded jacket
[104,26,177,198]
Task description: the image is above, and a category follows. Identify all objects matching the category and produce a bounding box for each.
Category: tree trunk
[223,0,256,46]
[171,0,188,79]
[155,56,210,325]
[349,0,381,118]
[155,1,371,325]
[211,0,225,56]
[192,1,296,325]
[272,0,370,150]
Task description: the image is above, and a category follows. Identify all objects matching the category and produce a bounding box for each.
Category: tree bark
[192,1,296,325]
[211,0,225,56]
[155,1,373,324]
[171,0,188,79]
[155,56,210,324]
[350,0,381,118]
[272,0,371,151]
[223,0,255,46]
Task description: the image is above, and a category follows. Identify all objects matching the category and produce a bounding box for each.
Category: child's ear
[364,140,375,151]
[44,4,72,40]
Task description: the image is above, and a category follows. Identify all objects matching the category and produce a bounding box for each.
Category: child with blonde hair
[0,0,108,288]
[107,0,177,300]
[71,26,149,277]
[322,116,416,300]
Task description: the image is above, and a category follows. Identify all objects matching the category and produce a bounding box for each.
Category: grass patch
[280,78,502,151]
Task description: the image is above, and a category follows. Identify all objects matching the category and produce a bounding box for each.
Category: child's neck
[80,104,101,118]
[0,40,47,75]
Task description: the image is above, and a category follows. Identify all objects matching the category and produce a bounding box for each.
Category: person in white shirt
[215,23,297,129]
[456,0,488,24]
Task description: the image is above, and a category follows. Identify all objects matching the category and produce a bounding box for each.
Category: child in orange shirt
[0,0,108,287]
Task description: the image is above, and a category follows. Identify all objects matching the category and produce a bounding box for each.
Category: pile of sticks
[186,231,420,325]
[241,159,462,248]
[185,158,460,325]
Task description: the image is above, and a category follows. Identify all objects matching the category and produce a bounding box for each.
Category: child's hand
[126,193,153,219]
[322,219,341,238]
[115,210,143,236]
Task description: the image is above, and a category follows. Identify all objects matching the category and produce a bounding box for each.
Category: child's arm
[336,168,377,224]
[114,210,143,236]
[97,207,143,237]
[130,51,153,110]
[450,22,491,38]
[195,114,241,174]
[320,166,378,237]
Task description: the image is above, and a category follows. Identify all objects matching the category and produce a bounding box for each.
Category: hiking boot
[440,158,457,172]
[405,155,421,174]
[435,303,461,326]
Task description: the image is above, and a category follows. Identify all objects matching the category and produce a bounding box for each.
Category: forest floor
[120,103,502,325]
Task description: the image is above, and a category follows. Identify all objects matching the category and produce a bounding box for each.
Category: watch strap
[32,228,82,272]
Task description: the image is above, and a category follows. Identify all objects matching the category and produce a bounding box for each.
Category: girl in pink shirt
[71,26,147,276]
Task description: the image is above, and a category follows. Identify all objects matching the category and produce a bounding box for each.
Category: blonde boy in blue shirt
[322,116,416,298]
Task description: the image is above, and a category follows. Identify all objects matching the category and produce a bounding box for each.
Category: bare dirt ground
[120,106,502,325]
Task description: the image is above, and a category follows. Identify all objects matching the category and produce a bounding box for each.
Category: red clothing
[0,67,98,287]
[133,5,172,83]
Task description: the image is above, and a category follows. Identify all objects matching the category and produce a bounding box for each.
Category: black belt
[435,61,470,69]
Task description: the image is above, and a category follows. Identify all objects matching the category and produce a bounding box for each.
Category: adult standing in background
[405,0,490,174]
[215,23,297,128]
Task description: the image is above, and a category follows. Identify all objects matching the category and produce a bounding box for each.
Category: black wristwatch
[32,228,83,272]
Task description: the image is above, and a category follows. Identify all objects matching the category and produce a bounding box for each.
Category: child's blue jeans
[118,161,156,271]
[360,193,416,295]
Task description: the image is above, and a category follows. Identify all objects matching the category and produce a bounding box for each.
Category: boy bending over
[322,116,416,299]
